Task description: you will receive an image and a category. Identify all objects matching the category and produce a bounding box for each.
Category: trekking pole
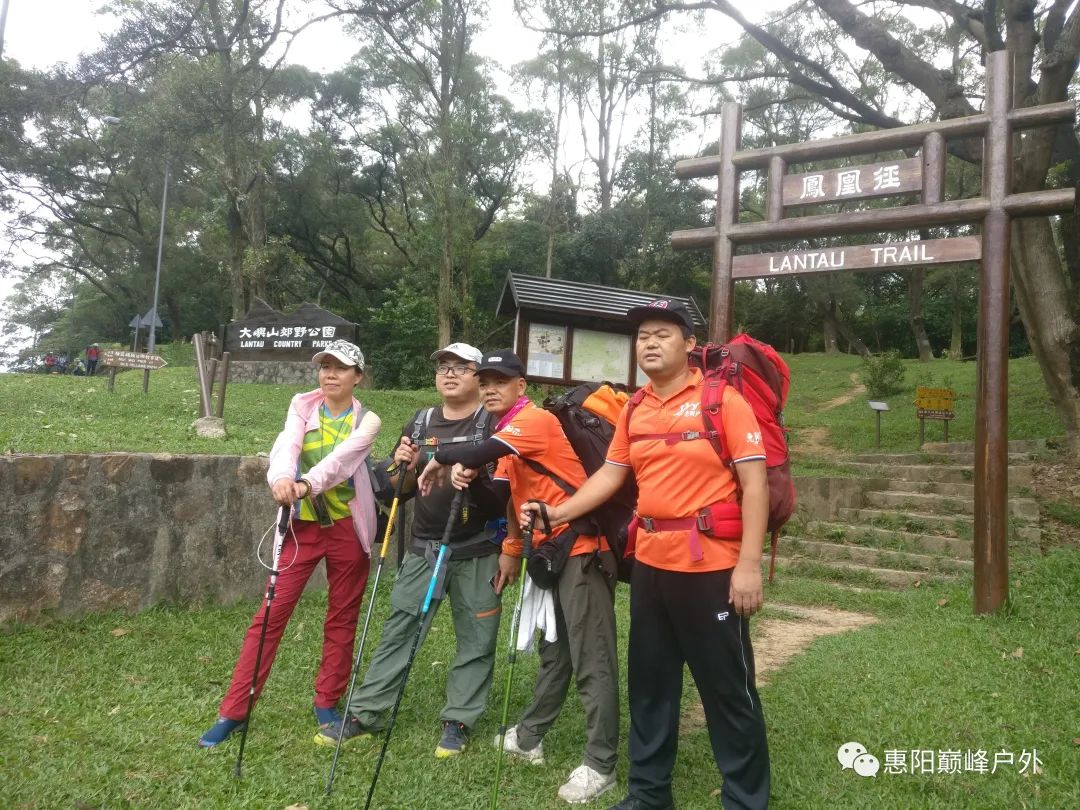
[490,510,537,810]
[234,504,291,778]
[363,488,465,810]
[325,468,410,796]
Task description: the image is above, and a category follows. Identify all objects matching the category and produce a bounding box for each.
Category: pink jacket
[266,388,382,554]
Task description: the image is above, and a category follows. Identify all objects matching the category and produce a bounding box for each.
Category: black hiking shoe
[313,714,374,748]
[434,720,469,758]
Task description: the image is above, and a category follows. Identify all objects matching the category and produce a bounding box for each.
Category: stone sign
[221,299,360,359]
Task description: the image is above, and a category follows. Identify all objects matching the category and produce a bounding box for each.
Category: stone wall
[0,453,328,625]
[1,457,865,624]
[226,360,318,385]
[225,361,376,386]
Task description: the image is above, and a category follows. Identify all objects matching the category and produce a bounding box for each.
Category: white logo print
[746,430,762,445]
[838,742,880,777]
[716,611,729,622]
[674,401,701,418]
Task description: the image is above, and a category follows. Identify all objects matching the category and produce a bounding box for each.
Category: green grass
[0,350,1064,462]
[783,353,1063,457]
[2,551,1077,809]
[0,366,434,460]
[1044,500,1080,529]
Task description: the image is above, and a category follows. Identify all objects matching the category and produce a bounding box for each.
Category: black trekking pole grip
[441,487,467,544]
[521,510,537,559]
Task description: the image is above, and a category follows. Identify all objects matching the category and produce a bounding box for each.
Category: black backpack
[524,382,637,582]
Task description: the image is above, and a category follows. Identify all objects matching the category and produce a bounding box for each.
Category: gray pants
[516,550,620,775]
[347,550,501,729]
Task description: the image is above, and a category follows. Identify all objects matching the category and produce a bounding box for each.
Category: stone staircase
[771,439,1044,589]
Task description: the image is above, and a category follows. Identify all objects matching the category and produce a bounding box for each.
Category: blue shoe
[198,716,246,748]
[314,705,344,729]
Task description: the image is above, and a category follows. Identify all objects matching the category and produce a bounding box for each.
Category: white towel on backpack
[515,574,557,652]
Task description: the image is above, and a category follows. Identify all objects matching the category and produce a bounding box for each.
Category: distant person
[72,358,87,376]
[198,340,382,748]
[44,352,57,373]
[86,344,100,376]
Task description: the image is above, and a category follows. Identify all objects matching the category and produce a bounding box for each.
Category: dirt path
[752,604,877,684]
[682,604,877,730]
[822,372,866,411]
[793,373,866,460]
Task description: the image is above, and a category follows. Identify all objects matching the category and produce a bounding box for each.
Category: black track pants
[626,562,770,809]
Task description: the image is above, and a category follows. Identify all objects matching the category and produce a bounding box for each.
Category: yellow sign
[915,386,955,419]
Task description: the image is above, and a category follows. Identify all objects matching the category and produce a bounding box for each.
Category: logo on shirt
[746,431,762,445]
[502,425,522,436]
[674,401,701,418]
[716,611,730,622]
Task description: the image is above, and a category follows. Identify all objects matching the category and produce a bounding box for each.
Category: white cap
[312,339,365,371]
[430,342,482,364]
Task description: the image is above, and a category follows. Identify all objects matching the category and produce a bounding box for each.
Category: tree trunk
[436,0,454,348]
[907,268,933,361]
[817,300,870,357]
[949,271,963,359]
[1010,217,1080,456]
[545,36,566,279]
[823,297,839,354]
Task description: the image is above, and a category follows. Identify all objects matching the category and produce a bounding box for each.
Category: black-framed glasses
[436,364,476,377]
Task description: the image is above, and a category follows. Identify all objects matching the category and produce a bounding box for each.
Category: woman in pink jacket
[199,340,381,747]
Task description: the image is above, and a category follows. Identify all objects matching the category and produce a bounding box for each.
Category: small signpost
[102,350,168,392]
[915,386,956,445]
[868,400,890,448]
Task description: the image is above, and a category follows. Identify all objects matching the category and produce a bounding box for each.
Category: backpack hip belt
[627,501,742,563]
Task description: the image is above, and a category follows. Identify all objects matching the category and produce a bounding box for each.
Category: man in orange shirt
[522,301,771,810]
[420,349,620,805]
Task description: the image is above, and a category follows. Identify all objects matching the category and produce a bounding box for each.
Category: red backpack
[627,333,795,580]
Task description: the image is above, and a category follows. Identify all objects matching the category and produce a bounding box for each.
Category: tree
[340,0,543,346]
[564,0,1080,452]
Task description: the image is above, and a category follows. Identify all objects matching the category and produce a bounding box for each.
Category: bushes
[862,350,906,397]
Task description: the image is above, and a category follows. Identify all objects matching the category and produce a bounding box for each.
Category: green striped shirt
[298,405,355,522]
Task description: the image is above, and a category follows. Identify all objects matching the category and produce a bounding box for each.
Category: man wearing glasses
[314,343,509,759]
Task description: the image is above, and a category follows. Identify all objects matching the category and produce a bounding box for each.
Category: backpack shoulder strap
[521,457,578,497]
[700,369,731,463]
[411,407,435,444]
[474,405,492,442]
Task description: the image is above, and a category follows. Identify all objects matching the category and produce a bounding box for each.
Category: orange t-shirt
[606,368,766,572]
[492,403,603,558]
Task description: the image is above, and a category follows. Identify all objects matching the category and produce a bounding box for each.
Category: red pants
[219,516,370,719]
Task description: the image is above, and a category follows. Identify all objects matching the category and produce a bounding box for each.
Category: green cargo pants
[346,549,501,730]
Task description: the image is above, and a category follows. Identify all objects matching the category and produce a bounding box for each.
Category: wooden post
[710,103,742,344]
[216,352,231,418]
[975,50,1012,614]
[192,332,213,418]
[108,367,117,392]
